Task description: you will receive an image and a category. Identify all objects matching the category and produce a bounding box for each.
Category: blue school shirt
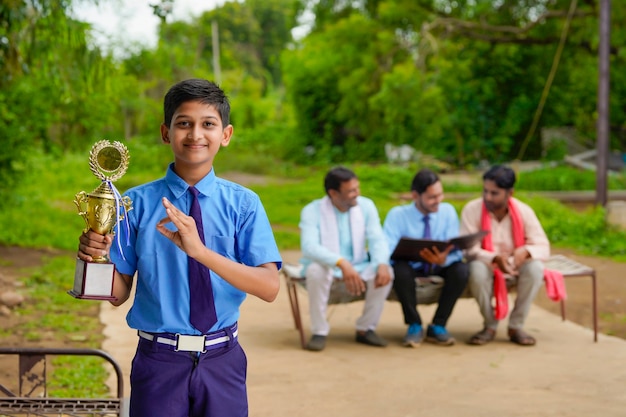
[383,202,463,269]
[110,164,282,335]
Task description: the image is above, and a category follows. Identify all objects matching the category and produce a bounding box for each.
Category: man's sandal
[508,328,536,346]
[467,328,496,345]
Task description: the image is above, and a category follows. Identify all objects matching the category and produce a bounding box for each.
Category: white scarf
[319,196,367,264]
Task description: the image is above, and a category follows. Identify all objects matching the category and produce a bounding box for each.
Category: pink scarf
[481,200,566,320]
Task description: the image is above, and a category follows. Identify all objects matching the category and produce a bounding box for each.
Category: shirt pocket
[211,235,236,260]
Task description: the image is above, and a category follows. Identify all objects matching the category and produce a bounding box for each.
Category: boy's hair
[411,168,440,194]
[163,78,231,127]
[483,164,516,190]
[324,166,357,193]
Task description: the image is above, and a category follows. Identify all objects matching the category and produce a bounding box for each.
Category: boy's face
[160,100,233,173]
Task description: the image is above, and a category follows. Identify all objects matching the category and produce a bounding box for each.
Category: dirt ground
[1,245,626,417]
[0,246,79,348]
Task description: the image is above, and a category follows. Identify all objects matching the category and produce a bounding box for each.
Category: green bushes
[525,195,626,261]
[517,166,626,191]
[1,150,624,261]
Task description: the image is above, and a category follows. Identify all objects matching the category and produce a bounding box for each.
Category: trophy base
[69,258,117,301]
[67,289,117,301]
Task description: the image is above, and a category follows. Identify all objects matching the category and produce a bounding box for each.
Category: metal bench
[0,347,125,416]
[283,254,598,348]
[543,254,598,342]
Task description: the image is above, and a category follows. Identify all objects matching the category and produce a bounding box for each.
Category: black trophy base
[69,258,117,301]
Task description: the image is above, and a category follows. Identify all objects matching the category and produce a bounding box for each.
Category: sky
[73,0,226,55]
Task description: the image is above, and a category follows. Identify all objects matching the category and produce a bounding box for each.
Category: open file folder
[391,230,489,262]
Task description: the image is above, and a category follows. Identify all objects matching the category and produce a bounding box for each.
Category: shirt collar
[412,203,435,221]
[165,163,217,199]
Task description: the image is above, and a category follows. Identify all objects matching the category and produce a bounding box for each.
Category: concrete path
[101,251,626,417]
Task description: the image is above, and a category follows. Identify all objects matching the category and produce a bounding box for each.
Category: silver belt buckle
[175,334,206,353]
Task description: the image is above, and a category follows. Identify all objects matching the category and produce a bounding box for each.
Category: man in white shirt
[299,167,393,351]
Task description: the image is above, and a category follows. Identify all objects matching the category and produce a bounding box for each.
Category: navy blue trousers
[129,335,247,417]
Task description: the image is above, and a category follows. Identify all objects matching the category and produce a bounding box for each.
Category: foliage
[287,0,626,165]
[517,165,626,191]
[49,356,110,397]
[0,0,130,206]
[523,195,626,262]
[19,256,102,338]
[1,0,303,203]
[248,163,626,260]
[283,13,411,163]
[4,0,626,197]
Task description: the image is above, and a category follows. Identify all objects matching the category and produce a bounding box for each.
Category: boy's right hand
[78,230,112,262]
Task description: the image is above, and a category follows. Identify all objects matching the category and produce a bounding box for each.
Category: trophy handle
[73,191,91,233]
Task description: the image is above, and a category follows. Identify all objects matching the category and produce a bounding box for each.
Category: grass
[516,165,626,191]
[48,356,110,397]
[0,143,625,396]
[9,252,110,398]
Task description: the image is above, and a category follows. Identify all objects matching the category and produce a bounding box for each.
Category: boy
[77,78,282,417]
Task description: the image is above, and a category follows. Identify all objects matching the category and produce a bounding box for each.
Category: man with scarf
[460,165,551,346]
[299,167,393,351]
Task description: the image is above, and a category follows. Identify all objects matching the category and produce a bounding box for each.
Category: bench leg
[285,277,307,349]
[560,273,598,343]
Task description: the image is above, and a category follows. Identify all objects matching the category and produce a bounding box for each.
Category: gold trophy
[69,140,133,300]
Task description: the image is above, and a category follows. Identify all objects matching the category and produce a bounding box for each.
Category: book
[390,230,489,262]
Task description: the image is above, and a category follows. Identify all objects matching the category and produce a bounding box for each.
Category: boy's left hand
[157,197,205,259]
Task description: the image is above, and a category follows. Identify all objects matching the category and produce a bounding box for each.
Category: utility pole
[212,20,222,85]
[596,0,610,206]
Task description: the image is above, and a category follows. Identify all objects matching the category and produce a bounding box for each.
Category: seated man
[383,169,469,347]
[299,166,393,352]
[460,165,550,346]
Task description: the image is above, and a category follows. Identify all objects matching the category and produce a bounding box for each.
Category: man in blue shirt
[77,79,282,417]
[383,169,468,347]
[299,167,393,351]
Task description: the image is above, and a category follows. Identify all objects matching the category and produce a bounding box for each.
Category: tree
[286,0,625,165]
[0,0,127,203]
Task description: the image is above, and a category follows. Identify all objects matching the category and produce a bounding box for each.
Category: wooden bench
[0,347,125,416]
[282,254,598,349]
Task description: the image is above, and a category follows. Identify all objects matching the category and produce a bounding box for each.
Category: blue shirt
[383,202,462,269]
[110,164,282,334]
[299,196,390,277]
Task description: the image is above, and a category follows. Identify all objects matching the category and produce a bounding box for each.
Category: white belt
[138,327,238,353]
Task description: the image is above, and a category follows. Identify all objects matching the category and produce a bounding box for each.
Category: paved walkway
[101,251,626,417]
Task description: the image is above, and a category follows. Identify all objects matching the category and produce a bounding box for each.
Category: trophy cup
[69,140,133,300]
